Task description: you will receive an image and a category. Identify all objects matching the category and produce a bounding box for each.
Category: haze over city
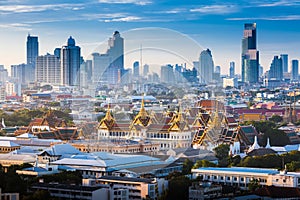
[1,0,300,74]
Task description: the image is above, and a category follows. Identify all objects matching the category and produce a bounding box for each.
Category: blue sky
[0,0,300,74]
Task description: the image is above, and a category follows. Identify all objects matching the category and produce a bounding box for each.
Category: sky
[0,0,300,75]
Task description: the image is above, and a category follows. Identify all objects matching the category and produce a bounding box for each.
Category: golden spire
[104,103,113,121]
[137,94,148,118]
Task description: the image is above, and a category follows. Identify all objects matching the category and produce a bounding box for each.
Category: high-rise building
[54,48,61,59]
[106,31,124,85]
[27,34,39,66]
[292,60,299,81]
[198,49,214,84]
[36,54,61,85]
[268,56,283,80]
[0,65,8,85]
[281,54,288,73]
[241,23,259,83]
[91,31,124,86]
[143,64,149,77]
[229,62,235,78]
[160,64,174,84]
[11,64,26,84]
[133,61,140,78]
[61,36,81,86]
[92,53,110,84]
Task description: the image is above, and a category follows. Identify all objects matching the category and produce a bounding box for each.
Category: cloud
[0,3,84,13]
[190,5,238,14]
[0,23,31,31]
[98,0,151,5]
[104,16,141,22]
[255,0,300,7]
[82,13,127,20]
[227,15,300,21]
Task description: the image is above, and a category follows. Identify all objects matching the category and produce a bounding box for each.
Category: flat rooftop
[192,167,279,175]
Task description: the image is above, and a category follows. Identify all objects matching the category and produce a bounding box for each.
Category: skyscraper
[281,54,288,73]
[133,61,140,78]
[198,49,214,84]
[268,56,283,80]
[91,31,124,86]
[61,36,81,86]
[229,61,235,78]
[241,23,259,83]
[143,64,149,77]
[36,54,60,85]
[292,60,299,81]
[106,31,124,85]
[26,34,39,66]
[26,34,39,83]
[161,64,174,84]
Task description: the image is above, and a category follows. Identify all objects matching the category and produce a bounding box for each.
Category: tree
[269,115,283,123]
[167,175,191,200]
[213,144,230,160]
[248,179,260,192]
[182,159,193,175]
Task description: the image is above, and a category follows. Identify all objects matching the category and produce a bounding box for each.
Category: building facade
[61,36,81,86]
[36,54,61,85]
[198,49,214,84]
[241,23,259,84]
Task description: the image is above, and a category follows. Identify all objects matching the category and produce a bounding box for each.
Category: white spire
[265,137,271,149]
[248,136,260,152]
[2,118,6,128]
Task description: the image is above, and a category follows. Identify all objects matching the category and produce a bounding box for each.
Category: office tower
[133,61,140,78]
[91,31,124,86]
[106,31,124,85]
[54,48,61,59]
[268,56,283,80]
[143,64,149,77]
[198,49,214,84]
[229,61,235,78]
[61,36,81,86]
[92,53,110,84]
[36,54,61,85]
[281,54,288,73]
[292,60,299,81]
[27,34,39,66]
[160,64,174,84]
[241,23,259,83]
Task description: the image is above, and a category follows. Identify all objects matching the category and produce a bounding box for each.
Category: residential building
[35,54,61,85]
[189,182,222,200]
[0,188,19,200]
[241,23,259,83]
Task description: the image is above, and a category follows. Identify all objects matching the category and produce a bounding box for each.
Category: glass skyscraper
[292,60,299,81]
[241,23,259,83]
[268,56,283,80]
[26,34,39,67]
[281,54,288,73]
[61,36,81,86]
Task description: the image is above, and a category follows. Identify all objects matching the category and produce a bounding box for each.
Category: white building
[5,81,21,96]
[35,54,61,85]
[192,167,300,190]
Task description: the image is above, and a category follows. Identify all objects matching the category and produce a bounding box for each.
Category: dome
[67,36,75,46]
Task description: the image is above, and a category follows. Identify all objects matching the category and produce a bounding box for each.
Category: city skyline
[0,0,300,75]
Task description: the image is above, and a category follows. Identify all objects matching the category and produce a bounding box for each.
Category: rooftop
[193,167,279,175]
